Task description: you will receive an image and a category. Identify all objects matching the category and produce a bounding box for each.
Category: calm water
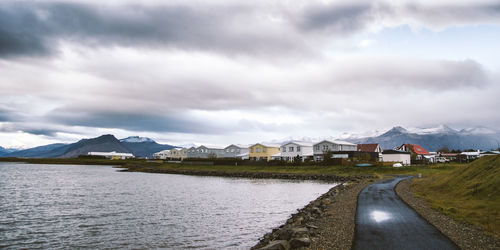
[0,163,336,249]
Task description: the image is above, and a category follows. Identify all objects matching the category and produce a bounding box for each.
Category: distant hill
[59,134,132,158]
[0,146,19,156]
[352,125,500,151]
[4,143,69,158]
[1,134,175,158]
[120,136,175,158]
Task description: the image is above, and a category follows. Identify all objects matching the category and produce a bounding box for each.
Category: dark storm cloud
[0,1,305,58]
[297,2,376,34]
[48,110,226,134]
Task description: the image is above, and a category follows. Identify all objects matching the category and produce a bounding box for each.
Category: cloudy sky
[1,0,500,148]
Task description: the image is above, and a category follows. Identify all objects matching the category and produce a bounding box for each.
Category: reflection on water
[0,163,335,249]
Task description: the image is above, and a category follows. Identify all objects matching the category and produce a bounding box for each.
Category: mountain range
[350,125,500,151]
[1,125,498,158]
[0,135,175,158]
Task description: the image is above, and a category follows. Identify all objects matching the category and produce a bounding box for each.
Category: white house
[313,140,357,161]
[279,141,313,162]
[153,150,171,159]
[381,150,411,165]
[88,151,134,159]
[170,148,188,160]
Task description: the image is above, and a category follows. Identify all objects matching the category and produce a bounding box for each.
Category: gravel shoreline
[252,180,373,249]
[395,178,500,250]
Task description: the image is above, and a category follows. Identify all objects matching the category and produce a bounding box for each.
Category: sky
[1,0,500,148]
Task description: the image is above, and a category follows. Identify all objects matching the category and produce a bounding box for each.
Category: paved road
[353,176,459,250]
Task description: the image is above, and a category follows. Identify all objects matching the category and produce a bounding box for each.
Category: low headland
[1,156,499,249]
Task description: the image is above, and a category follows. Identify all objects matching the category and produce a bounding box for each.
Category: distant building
[170,148,188,160]
[153,150,171,159]
[88,151,134,160]
[187,145,225,158]
[357,144,382,153]
[222,144,250,159]
[279,141,314,162]
[395,144,433,163]
[381,150,411,165]
[249,143,281,161]
[313,140,357,161]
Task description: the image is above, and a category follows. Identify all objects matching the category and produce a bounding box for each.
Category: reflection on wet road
[353,177,458,250]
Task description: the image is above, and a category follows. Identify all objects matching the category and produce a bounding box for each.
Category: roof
[250,143,281,148]
[313,140,356,146]
[357,144,380,152]
[397,144,430,155]
[225,144,250,149]
[281,141,313,147]
[197,145,225,150]
[382,150,410,155]
[88,151,134,157]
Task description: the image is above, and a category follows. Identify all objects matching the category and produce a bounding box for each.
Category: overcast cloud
[0,0,499,148]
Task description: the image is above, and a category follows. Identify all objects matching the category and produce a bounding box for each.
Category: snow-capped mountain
[351,125,500,151]
[119,136,155,143]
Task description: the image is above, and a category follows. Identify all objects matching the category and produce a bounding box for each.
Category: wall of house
[280,144,313,161]
[381,154,411,165]
[249,144,280,161]
[313,141,357,155]
[221,145,249,158]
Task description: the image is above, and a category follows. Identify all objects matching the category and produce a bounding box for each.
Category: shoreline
[251,180,374,249]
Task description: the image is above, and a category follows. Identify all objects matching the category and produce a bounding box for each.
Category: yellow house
[249,143,281,161]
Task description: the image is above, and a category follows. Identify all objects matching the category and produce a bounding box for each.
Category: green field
[412,155,500,237]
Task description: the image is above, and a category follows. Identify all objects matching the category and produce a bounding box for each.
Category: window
[282,147,286,152]
[289,147,294,152]
[323,145,329,150]
[256,148,261,153]
[226,149,229,152]
[231,149,235,152]
[251,148,254,153]
[297,146,301,152]
[263,148,266,152]
[315,145,319,150]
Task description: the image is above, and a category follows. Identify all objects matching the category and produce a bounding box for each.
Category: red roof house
[395,144,430,155]
[357,144,382,153]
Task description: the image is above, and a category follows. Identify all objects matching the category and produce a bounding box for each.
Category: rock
[289,237,311,249]
[258,240,290,250]
[292,216,304,226]
[305,224,319,229]
[278,227,309,240]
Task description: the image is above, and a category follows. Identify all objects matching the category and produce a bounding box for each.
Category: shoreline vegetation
[1,156,499,248]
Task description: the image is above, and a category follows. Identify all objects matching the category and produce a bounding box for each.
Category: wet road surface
[353,176,458,250]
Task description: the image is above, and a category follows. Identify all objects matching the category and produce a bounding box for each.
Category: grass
[124,161,461,178]
[412,155,500,237]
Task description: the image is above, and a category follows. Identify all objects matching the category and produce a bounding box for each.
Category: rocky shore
[123,164,375,182]
[252,180,373,250]
[396,178,500,250]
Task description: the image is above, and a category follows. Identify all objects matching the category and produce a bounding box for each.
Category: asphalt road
[353,176,459,250]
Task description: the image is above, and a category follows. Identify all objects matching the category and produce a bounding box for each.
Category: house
[153,150,171,159]
[381,150,411,165]
[249,143,281,161]
[357,143,383,161]
[395,144,432,162]
[279,141,314,162]
[88,151,134,160]
[312,140,357,161]
[169,148,188,160]
[480,151,500,157]
[222,144,250,159]
[461,150,481,161]
[186,145,225,158]
[357,143,382,153]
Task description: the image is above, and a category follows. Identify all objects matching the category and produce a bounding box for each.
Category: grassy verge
[412,155,500,237]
